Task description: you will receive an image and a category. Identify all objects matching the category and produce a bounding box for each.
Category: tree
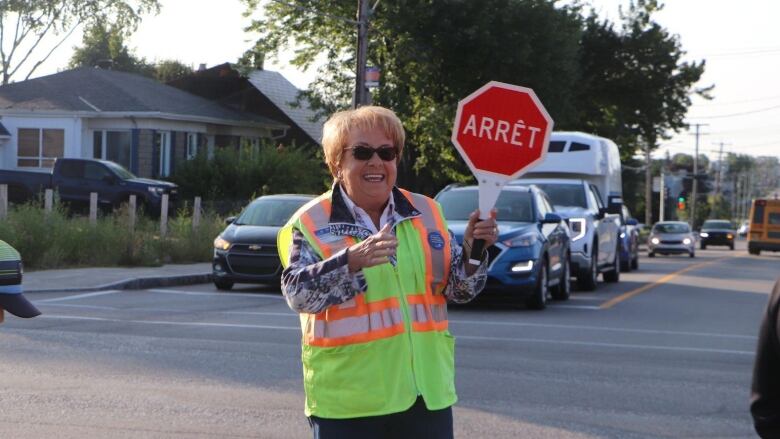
[69,21,152,74]
[69,22,192,82]
[0,0,160,84]
[153,59,192,82]
[576,1,710,223]
[242,0,584,194]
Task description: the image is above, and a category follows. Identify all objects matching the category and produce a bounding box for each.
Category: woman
[277,105,497,438]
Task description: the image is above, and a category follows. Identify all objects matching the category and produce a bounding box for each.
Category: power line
[688,103,780,119]
[690,94,780,107]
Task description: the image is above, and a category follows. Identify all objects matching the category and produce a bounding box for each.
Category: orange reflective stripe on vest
[304,291,405,347]
[406,293,448,332]
[399,189,452,295]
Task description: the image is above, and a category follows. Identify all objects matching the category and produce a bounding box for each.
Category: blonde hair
[321,106,405,179]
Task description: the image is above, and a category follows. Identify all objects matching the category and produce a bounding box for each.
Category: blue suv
[436,184,571,310]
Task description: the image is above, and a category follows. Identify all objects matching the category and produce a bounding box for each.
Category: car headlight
[683,238,692,245]
[502,233,538,248]
[213,236,231,250]
[510,260,534,272]
[651,237,660,245]
[727,234,733,239]
[700,232,709,238]
[620,232,626,239]
[569,218,587,241]
[148,187,165,195]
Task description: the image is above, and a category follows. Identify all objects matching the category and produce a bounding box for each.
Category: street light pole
[688,123,708,227]
[353,0,370,109]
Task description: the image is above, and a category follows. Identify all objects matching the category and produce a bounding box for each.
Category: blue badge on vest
[315,227,330,237]
[428,231,445,250]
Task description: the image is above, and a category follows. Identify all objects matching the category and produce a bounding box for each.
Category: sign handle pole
[469,176,504,265]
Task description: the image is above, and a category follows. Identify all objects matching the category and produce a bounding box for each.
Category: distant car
[737,220,750,237]
[618,205,640,272]
[0,240,40,319]
[699,219,736,250]
[436,184,571,310]
[647,221,696,258]
[212,194,315,290]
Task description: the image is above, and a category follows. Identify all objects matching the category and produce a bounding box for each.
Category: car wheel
[214,279,234,290]
[526,260,548,310]
[689,251,695,258]
[730,243,734,250]
[577,244,598,291]
[700,243,707,250]
[631,249,639,270]
[603,250,620,283]
[648,251,655,258]
[551,257,571,301]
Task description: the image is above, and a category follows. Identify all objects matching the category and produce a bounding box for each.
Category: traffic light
[677,195,686,210]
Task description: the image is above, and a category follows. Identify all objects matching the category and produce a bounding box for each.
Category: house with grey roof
[0,67,288,178]
[168,63,322,148]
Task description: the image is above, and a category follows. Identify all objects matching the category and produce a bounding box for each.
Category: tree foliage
[69,21,192,82]
[242,0,708,197]
[0,0,160,84]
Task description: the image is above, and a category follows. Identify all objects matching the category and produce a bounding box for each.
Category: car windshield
[438,189,534,222]
[532,184,587,209]
[235,198,310,226]
[103,161,136,179]
[702,220,733,229]
[653,223,690,234]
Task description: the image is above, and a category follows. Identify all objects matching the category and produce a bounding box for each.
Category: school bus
[747,198,780,255]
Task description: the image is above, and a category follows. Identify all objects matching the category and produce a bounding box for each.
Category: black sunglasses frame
[345,145,399,161]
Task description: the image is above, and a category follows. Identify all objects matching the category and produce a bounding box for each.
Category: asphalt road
[1,240,777,438]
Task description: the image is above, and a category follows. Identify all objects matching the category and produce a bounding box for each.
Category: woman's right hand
[347,223,398,273]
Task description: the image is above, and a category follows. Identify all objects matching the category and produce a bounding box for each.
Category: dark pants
[308,397,453,439]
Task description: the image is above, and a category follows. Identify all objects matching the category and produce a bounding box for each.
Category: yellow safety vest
[278,188,457,418]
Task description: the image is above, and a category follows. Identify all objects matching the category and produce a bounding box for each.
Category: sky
[29,0,780,162]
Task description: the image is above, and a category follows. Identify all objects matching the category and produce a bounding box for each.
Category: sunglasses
[345,145,399,161]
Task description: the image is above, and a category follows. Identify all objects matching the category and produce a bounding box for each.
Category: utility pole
[645,143,652,225]
[353,0,370,109]
[659,171,665,222]
[688,123,708,227]
[714,141,731,195]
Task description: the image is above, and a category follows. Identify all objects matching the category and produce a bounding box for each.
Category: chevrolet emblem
[248,244,263,251]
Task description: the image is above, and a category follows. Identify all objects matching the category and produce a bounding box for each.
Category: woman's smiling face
[338,127,398,212]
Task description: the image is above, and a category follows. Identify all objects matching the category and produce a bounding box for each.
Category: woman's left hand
[463,208,499,257]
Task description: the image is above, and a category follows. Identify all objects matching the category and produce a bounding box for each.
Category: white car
[647,221,696,258]
[737,220,750,237]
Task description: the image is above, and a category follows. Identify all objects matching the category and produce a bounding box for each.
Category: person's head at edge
[322,106,404,215]
[0,287,41,321]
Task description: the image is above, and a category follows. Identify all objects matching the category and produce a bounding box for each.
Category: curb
[25,273,213,294]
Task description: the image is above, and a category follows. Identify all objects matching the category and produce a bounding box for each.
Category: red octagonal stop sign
[451,81,553,179]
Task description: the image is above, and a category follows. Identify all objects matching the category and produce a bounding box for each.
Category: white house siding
[0,115,80,170]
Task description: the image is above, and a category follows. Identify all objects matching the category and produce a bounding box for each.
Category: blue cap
[0,285,40,318]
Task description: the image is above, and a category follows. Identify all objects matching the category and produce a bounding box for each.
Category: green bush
[0,200,225,270]
[170,144,329,204]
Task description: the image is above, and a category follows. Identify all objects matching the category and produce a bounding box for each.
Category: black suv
[699,219,736,250]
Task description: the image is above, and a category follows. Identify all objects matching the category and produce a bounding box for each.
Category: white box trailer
[524,131,623,207]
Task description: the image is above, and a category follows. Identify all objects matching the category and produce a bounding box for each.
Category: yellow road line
[599,257,731,309]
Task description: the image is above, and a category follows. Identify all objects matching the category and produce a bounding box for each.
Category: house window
[17,128,64,168]
[186,133,198,160]
[156,131,172,177]
[92,130,132,169]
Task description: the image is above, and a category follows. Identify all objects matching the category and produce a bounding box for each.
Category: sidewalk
[23,263,212,293]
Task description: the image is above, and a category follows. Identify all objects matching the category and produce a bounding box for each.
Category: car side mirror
[626,218,638,226]
[225,216,236,225]
[542,213,562,224]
